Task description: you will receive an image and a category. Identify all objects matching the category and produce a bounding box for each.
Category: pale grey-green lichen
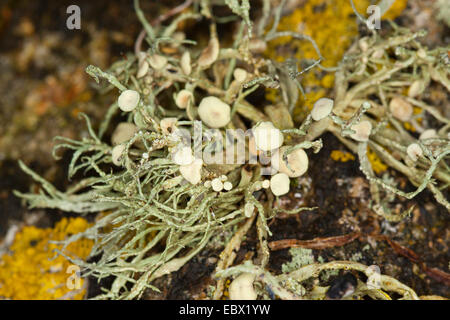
[14,0,448,300]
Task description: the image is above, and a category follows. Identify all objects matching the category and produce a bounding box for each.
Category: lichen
[264,0,408,120]
[330,148,387,174]
[330,150,355,163]
[11,0,447,301]
[281,247,314,273]
[14,0,323,300]
[367,148,388,174]
[381,0,408,20]
[0,217,93,300]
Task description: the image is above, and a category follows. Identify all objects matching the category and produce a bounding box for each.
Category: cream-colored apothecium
[136,60,149,79]
[419,129,437,140]
[111,122,138,145]
[229,273,257,300]
[111,144,126,166]
[180,158,203,185]
[350,120,372,142]
[148,54,167,70]
[408,80,424,98]
[272,146,309,178]
[211,178,224,192]
[198,37,219,67]
[389,97,413,122]
[223,181,233,191]
[180,51,191,75]
[252,122,284,152]
[160,118,178,135]
[270,173,290,196]
[118,90,140,112]
[172,146,194,165]
[406,143,423,162]
[311,98,334,121]
[175,90,193,109]
[198,96,231,128]
[171,31,185,44]
[233,68,248,83]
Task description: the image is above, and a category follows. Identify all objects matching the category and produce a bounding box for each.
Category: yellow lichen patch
[382,0,408,20]
[331,150,355,162]
[330,146,388,174]
[264,88,279,109]
[265,0,371,116]
[221,279,231,300]
[403,121,415,132]
[367,147,388,174]
[0,217,93,300]
[264,0,407,120]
